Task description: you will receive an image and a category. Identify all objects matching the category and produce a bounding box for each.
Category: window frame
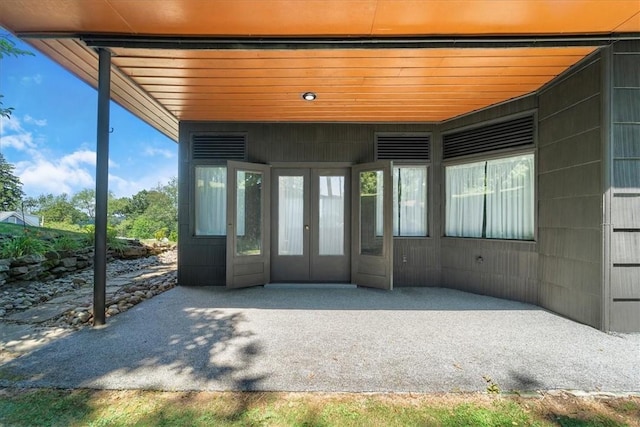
[442,148,536,242]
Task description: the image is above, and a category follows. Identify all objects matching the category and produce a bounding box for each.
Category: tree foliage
[71,189,96,219]
[22,178,179,241]
[0,153,24,211]
[27,193,87,225]
[1,36,33,119]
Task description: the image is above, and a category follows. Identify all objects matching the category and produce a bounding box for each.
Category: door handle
[305,225,310,230]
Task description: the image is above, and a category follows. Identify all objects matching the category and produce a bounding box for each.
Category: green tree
[32,193,88,225]
[1,36,33,119]
[71,188,96,219]
[0,153,24,211]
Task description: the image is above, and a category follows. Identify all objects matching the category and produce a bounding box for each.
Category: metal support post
[93,48,111,326]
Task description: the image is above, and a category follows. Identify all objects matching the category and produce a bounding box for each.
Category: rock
[0,308,5,317]
[72,278,86,286]
[9,266,29,276]
[77,312,91,322]
[107,307,119,315]
[146,291,154,299]
[120,246,148,259]
[60,258,78,268]
[12,254,46,266]
[44,251,60,261]
[0,263,9,273]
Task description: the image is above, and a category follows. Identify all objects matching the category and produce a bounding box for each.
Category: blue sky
[0,32,177,199]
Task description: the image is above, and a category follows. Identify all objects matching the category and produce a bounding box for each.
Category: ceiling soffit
[0,0,638,139]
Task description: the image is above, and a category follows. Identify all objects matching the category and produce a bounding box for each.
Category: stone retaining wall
[0,243,175,287]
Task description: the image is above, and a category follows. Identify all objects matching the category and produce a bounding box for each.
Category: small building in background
[0,211,41,227]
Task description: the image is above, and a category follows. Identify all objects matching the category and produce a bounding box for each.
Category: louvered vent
[192,134,246,160]
[443,115,534,160]
[376,134,431,161]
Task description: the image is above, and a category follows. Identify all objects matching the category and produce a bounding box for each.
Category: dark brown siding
[439,95,539,303]
[178,122,438,287]
[609,40,640,332]
[537,53,604,328]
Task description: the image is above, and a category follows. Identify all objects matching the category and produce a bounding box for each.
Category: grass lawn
[0,223,85,240]
[0,389,638,427]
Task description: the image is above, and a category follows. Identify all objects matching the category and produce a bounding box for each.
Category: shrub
[154,227,168,241]
[0,233,50,258]
[83,225,126,252]
[51,235,83,252]
[168,230,178,242]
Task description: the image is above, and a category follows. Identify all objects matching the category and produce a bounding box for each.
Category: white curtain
[195,166,226,235]
[394,166,427,236]
[486,154,534,239]
[319,175,345,255]
[278,176,304,255]
[445,161,486,237]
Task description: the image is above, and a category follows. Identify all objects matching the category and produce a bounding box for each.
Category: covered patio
[1,1,639,332]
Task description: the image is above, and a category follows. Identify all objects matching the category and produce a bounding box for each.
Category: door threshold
[265,283,357,289]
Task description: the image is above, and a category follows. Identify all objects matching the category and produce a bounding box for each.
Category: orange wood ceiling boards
[106,46,595,122]
[2,1,639,37]
[1,0,638,138]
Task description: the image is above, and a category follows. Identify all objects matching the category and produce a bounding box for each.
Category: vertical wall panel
[609,42,640,332]
[537,53,604,329]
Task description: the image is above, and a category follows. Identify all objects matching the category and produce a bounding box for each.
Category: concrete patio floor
[0,286,638,393]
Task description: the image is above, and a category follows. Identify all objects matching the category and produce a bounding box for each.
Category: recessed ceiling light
[302,92,317,101]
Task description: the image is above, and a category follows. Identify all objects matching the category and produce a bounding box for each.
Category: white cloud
[143,146,175,159]
[0,115,23,133]
[20,74,43,86]
[23,115,47,127]
[0,115,36,151]
[16,153,95,195]
[108,167,176,198]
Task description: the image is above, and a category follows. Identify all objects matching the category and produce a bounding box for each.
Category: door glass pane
[278,176,304,255]
[236,170,262,256]
[319,175,345,255]
[360,170,383,256]
[195,166,226,235]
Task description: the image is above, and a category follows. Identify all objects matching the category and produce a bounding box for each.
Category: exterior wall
[175,47,637,332]
[608,41,640,332]
[178,122,439,287]
[438,95,540,304]
[537,53,604,328]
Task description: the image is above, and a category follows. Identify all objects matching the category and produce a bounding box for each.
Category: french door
[351,161,393,290]
[271,167,351,282]
[226,161,271,289]
[226,161,392,290]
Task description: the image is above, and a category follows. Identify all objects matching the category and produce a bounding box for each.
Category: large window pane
[486,155,534,239]
[236,171,262,256]
[278,176,304,255]
[445,161,485,238]
[394,166,427,236]
[319,175,345,255]
[360,170,384,256]
[445,154,534,240]
[195,166,226,235]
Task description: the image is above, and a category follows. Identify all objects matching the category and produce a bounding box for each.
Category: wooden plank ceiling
[1,0,639,139]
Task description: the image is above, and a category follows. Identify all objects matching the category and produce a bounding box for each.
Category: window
[445,154,534,240]
[393,166,428,236]
[376,165,428,237]
[195,166,226,235]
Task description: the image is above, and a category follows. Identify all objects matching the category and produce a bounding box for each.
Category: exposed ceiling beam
[17,33,640,50]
